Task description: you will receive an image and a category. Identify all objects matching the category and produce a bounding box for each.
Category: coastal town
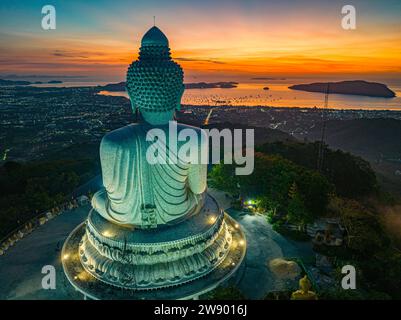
[1,85,401,163]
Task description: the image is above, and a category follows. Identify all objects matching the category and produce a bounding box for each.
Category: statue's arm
[99,135,117,192]
[187,130,208,194]
[92,135,118,216]
[188,163,207,194]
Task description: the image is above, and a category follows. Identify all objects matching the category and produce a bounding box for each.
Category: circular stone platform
[62,212,245,300]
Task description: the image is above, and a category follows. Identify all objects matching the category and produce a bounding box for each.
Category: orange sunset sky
[0,0,400,82]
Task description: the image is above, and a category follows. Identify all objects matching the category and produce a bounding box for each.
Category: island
[0,79,31,86]
[0,79,64,86]
[95,82,126,91]
[252,77,286,80]
[288,80,396,98]
[95,81,239,92]
[185,81,238,89]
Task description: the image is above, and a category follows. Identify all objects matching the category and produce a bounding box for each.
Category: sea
[31,78,401,111]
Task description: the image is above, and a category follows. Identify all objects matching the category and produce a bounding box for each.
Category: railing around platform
[0,196,89,256]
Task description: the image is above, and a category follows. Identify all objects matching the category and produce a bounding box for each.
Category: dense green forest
[210,141,401,299]
[0,159,96,238]
[256,141,379,198]
[210,152,333,226]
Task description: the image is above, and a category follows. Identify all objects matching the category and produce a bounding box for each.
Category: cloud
[174,57,226,64]
[52,50,91,58]
[0,74,87,79]
[52,50,109,59]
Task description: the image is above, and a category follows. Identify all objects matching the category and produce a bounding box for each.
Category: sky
[0,0,400,82]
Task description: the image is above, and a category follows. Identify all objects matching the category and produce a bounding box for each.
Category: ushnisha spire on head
[126,26,184,125]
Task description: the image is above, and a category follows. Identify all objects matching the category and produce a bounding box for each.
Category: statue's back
[93,123,207,228]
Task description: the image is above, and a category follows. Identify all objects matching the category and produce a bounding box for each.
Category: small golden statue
[291,275,318,300]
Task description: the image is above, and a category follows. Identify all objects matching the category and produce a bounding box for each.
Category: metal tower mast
[317,83,330,172]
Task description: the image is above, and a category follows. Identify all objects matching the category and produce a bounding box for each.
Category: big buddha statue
[91,26,207,228]
[62,26,246,299]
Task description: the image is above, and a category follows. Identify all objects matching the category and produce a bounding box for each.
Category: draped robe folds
[92,123,207,227]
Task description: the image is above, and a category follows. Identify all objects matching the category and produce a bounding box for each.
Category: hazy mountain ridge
[303,118,401,196]
[0,79,63,86]
[306,118,401,158]
[96,81,239,92]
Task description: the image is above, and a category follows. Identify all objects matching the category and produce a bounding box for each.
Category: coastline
[96,78,401,110]
[97,90,401,112]
[2,80,400,111]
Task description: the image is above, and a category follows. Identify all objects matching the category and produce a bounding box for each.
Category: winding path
[0,193,313,299]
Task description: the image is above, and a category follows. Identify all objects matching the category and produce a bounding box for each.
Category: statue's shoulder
[176,123,208,147]
[177,123,207,138]
[176,123,202,131]
[101,124,141,148]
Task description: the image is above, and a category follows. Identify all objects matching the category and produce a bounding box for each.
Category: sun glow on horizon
[1,0,400,81]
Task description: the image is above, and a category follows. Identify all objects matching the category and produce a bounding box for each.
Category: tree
[0,159,95,238]
[324,197,401,299]
[207,286,246,300]
[209,163,238,194]
[337,199,390,257]
[287,182,310,229]
[296,170,332,219]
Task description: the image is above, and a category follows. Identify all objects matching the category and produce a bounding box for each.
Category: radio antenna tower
[317,83,330,172]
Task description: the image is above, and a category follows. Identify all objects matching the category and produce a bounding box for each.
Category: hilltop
[289,80,396,98]
[304,118,401,197]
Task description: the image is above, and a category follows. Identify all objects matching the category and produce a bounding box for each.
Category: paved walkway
[227,209,314,299]
[0,201,313,300]
[0,206,89,300]
[207,188,233,210]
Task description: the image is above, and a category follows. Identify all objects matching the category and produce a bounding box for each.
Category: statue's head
[126,26,184,125]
